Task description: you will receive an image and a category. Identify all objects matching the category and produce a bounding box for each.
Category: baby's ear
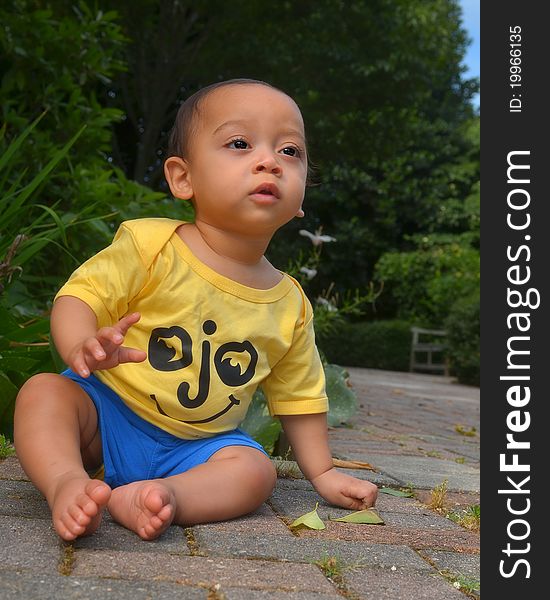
[164,157,193,200]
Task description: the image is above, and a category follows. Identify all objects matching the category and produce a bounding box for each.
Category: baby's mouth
[251,182,280,198]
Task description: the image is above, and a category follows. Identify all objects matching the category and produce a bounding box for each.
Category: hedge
[317,319,412,371]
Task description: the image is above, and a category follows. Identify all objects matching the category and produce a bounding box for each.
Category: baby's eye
[228,139,249,150]
[281,146,301,157]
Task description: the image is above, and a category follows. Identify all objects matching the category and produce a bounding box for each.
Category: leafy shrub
[374,241,479,327]
[445,294,479,385]
[317,320,412,371]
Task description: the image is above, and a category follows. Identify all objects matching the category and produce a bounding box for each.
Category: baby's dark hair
[167,78,278,159]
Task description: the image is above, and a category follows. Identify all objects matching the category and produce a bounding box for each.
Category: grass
[58,544,75,576]
[454,424,477,437]
[447,504,480,532]
[0,434,16,459]
[315,554,345,582]
[428,479,448,512]
[443,571,480,597]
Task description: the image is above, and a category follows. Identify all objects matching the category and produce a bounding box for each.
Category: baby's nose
[254,152,281,174]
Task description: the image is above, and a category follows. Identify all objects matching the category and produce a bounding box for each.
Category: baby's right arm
[51,296,146,378]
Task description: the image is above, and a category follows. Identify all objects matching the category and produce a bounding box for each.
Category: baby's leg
[14,373,111,540]
[107,446,276,539]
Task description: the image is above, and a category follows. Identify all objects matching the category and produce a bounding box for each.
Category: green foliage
[240,389,282,456]
[445,294,480,386]
[0,434,16,458]
[324,365,357,427]
[318,320,413,371]
[0,306,57,437]
[374,241,479,327]
[0,5,193,436]
[1,1,194,284]
[0,115,88,435]
[0,1,127,163]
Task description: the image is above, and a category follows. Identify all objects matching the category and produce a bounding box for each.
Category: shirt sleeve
[262,295,329,416]
[55,223,149,328]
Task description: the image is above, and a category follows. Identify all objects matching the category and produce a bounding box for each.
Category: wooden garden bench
[409,326,449,376]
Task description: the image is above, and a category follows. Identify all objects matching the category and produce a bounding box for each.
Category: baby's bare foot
[50,475,111,541]
[108,481,176,540]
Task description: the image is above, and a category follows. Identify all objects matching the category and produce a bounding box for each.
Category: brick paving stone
[343,566,466,600]
[419,549,480,582]
[378,511,462,530]
[221,590,342,600]
[269,486,352,522]
[0,455,28,481]
[0,570,205,599]
[194,530,431,572]
[295,522,480,553]
[0,479,51,520]
[373,493,429,516]
[73,521,189,553]
[192,503,290,537]
[348,453,479,492]
[0,515,61,571]
[71,551,337,594]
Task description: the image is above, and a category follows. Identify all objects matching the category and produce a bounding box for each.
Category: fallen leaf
[379,487,414,498]
[332,458,377,472]
[330,509,385,525]
[289,503,326,530]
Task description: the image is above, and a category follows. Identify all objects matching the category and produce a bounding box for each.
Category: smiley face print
[147,319,258,423]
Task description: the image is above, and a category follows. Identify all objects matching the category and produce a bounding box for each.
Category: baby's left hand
[311,468,378,511]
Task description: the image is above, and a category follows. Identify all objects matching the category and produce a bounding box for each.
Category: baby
[14,78,378,541]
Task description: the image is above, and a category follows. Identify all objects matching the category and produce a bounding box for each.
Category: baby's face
[184,84,308,237]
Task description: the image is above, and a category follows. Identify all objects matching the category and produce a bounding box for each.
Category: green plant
[374,241,479,327]
[315,554,345,583]
[429,478,449,512]
[0,116,90,436]
[240,389,282,456]
[318,319,412,371]
[0,434,15,458]
[454,424,477,437]
[450,574,480,595]
[447,504,480,532]
[445,294,480,385]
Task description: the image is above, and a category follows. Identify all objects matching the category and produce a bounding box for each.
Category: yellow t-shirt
[56,218,328,439]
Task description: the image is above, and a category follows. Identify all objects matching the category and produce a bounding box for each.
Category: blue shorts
[61,369,267,489]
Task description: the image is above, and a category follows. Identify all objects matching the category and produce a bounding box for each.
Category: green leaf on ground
[379,487,414,498]
[330,509,384,525]
[289,502,326,530]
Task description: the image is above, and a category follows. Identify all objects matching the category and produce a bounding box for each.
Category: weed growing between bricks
[314,554,354,598]
[184,527,205,555]
[58,544,75,576]
[416,551,480,600]
[206,583,225,599]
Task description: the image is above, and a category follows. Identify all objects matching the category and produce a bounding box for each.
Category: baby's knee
[15,373,68,410]
[246,451,277,498]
